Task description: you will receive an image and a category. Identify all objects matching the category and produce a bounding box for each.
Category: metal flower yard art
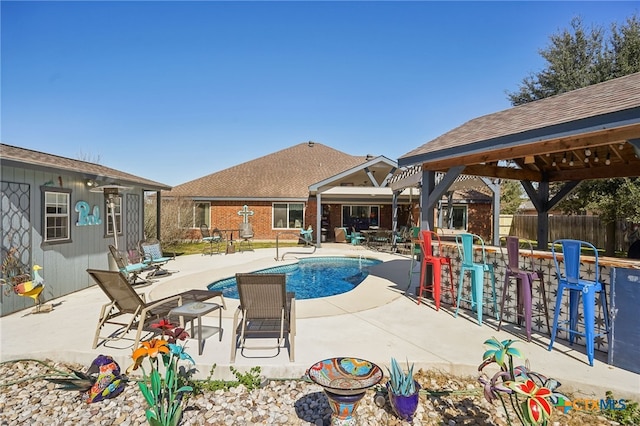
[478,337,569,426]
[128,319,195,426]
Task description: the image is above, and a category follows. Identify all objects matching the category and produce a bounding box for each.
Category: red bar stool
[497,236,551,341]
[417,230,455,310]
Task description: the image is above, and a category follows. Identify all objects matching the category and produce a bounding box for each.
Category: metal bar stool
[454,233,498,325]
[548,239,610,366]
[497,236,551,341]
[417,230,456,310]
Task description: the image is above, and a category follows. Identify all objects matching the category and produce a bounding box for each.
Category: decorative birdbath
[307,357,383,426]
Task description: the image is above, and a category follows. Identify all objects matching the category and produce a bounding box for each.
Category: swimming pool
[207,256,382,300]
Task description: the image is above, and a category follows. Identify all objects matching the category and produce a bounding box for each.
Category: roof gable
[309,155,397,192]
[168,142,365,199]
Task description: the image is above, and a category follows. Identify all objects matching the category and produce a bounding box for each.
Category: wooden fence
[502,215,628,251]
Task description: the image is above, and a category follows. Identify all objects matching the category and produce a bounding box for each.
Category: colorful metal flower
[168,343,194,364]
[151,319,189,343]
[130,338,169,371]
[478,371,512,404]
[506,378,553,424]
[482,337,523,368]
[150,319,174,331]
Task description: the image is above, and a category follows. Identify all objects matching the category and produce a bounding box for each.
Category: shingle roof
[0,143,171,190]
[400,72,640,160]
[167,142,366,199]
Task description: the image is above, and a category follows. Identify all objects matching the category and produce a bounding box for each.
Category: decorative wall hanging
[75,201,102,226]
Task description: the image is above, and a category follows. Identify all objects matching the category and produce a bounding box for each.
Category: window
[443,205,468,230]
[342,205,379,229]
[273,203,304,229]
[194,203,210,227]
[105,196,122,236]
[42,187,71,243]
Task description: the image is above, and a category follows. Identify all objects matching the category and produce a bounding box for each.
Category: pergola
[397,72,640,250]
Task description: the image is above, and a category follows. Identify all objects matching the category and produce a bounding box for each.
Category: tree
[507,15,640,105]
[506,14,640,255]
[144,195,194,248]
[500,180,523,215]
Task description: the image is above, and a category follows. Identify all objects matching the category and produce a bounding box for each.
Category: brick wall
[467,203,493,242]
[204,199,319,241]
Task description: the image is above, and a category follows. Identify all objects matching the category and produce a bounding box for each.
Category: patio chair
[238,223,254,252]
[230,273,296,362]
[139,239,175,277]
[201,225,224,255]
[300,225,313,244]
[108,245,149,286]
[87,268,225,349]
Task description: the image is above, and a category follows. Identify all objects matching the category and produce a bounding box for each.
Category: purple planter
[387,382,420,422]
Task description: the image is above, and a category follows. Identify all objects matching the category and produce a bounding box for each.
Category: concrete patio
[1,244,638,401]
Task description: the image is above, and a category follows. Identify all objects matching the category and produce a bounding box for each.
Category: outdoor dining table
[214,228,240,253]
[361,229,393,250]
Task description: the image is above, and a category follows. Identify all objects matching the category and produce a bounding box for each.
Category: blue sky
[2,1,638,186]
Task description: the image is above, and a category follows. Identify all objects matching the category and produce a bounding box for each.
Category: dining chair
[454,233,498,325]
[497,236,551,341]
[548,239,610,366]
[416,230,455,310]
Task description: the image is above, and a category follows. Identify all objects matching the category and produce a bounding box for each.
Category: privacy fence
[501,215,630,252]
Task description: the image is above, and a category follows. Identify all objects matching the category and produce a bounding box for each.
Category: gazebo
[397,72,640,250]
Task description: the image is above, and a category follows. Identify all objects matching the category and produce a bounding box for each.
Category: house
[0,143,170,316]
[166,141,418,243]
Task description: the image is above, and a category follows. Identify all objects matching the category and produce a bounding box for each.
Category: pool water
[207,256,382,300]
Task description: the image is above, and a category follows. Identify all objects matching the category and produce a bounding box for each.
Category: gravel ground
[0,360,622,425]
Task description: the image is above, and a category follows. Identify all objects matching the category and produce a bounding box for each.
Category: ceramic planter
[387,381,420,422]
[307,357,383,426]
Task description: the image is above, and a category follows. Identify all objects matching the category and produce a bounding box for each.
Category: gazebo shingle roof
[168,142,366,199]
[400,72,640,160]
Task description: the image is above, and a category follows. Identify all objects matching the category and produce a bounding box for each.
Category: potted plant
[386,357,420,421]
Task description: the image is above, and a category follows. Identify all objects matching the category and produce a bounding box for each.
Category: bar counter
[428,241,640,357]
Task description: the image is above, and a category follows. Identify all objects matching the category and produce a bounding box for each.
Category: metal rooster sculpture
[13,265,45,312]
[46,355,128,403]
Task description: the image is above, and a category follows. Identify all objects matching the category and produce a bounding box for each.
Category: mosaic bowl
[307,357,383,396]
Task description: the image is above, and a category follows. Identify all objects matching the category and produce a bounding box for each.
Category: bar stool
[548,239,610,366]
[454,233,498,325]
[497,236,551,341]
[417,230,456,310]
